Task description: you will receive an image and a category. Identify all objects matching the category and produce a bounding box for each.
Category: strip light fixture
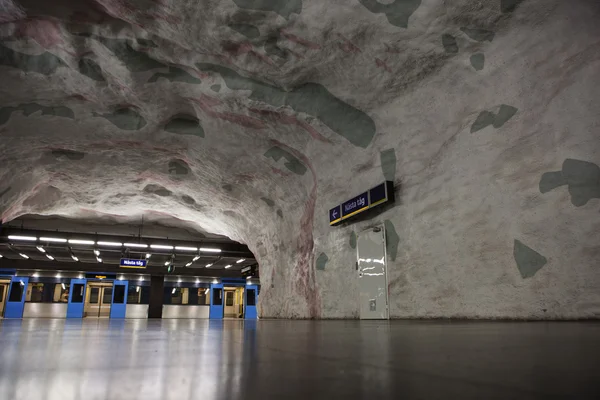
[205,263,213,268]
[69,239,95,245]
[224,265,232,269]
[145,253,151,259]
[40,237,67,243]
[192,255,200,262]
[93,249,100,256]
[151,244,174,250]
[36,246,46,253]
[71,254,79,262]
[46,254,54,261]
[96,257,103,263]
[19,253,29,259]
[124,243,148,249]
[236,258,245,264]
[185,262,192,267]
[200,247,221,253]
[175,246,197,252]
[8,235,37,241]
[97,241,122,247]
[0,254,3,258]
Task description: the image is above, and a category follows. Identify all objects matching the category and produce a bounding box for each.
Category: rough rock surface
[1,0,599,318]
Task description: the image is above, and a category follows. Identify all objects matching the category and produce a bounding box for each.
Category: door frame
[85,282,114,318]
[356,224,390,319]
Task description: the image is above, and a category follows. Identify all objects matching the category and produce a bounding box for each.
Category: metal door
[85,284,113,318]
[224,289,236,318]
[357,225,389,319]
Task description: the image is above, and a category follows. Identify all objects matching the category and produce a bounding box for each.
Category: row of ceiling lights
[5,235,222,253]
[3,235,245,268]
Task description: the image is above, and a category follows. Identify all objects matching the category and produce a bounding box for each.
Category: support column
[148,275,164,319]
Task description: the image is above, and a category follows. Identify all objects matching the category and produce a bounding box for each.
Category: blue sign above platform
[120,259,147,268]
[329,181,394,226]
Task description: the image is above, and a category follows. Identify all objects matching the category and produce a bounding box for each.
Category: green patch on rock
[232,0,302,19]
[196,63,376,148]
[470,53,485,71]
[358,0,421,28]
[540,159,600,207]
[0,44,66,75]
[384,220,399,261]
[316,252,329,271]
[229,23,261,39]
[470,104,518,133]
[442,34,458,54]
[93,108,146,130]
[264,146,307,175]
[0,103,74,125]
[78,58,105,81]
[513,239,547,278]
[349,231,357,249]
[164,114,204,137]
[380,148,396,182]
[143,184,172,197]
[460,27,495,42]
[51,149,85,160]
[148,66,202,84]
[181,195,196,205]
[168,159,190,176]
[501,0,524,13]
[261,197,275,207]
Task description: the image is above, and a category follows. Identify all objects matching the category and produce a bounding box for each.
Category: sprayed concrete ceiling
[1,0,599,318]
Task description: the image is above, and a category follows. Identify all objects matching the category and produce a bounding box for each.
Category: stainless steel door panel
[357,226,389,319]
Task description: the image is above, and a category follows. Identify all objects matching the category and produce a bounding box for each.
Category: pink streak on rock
[337,34,361,54]
[280,29,321,50]
[375,57,392,73]
[270,139,321,318]
[248,108,332,144]
[15,18,64,49]
[188,96,267,130]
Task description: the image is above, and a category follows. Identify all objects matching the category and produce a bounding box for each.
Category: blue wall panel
[209,283,223,319]
[66,279,87,318]
[110,280,128,319]
[4,276,29,318]
[244,284,258,320]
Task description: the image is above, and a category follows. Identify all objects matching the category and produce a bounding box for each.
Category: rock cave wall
[0,0,598,318]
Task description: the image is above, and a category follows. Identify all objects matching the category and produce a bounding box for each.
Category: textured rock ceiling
[1,0,599,318]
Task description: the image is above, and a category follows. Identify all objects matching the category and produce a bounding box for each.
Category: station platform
[0,319,598,399]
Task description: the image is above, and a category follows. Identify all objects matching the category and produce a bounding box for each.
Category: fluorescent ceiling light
[71,255,79,262]
[175,246,197,252]
[164,261,171,266]
[8,235,37,241]
[200,247,221,253]
[19,253,29,259]
[124,243,148,248]
[36,246,46,253]
[97,241,122,247]
[246,276,251,280]
[224,265,232,269]
[185,262,192,267]
[205,263,213,268]
[93,249,100,256]
[145,253,151,259]
[151,244,173,250]
[0,254,3,258]
[40,237,67,243]
[69,239,95,245]
[236,258,245,264]
[192,255,200,262]
[46,254,54,261]
[96,257,102,263]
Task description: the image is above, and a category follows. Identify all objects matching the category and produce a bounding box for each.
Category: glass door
[85,283,113,318]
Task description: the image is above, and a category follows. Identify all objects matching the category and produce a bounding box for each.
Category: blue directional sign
[329,181,394,226]
[120,259,147,269]
[341,192,369,218]
[329,205,342,226]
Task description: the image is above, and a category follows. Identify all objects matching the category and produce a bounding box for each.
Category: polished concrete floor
[0,319,599,400]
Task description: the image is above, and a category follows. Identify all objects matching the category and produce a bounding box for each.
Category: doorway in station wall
[357,225,389,320]
[84,282,113,318]
[223,287,244,319]
[0,279,10,318]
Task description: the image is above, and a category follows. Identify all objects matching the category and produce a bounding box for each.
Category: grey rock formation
[0,0,599,319]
